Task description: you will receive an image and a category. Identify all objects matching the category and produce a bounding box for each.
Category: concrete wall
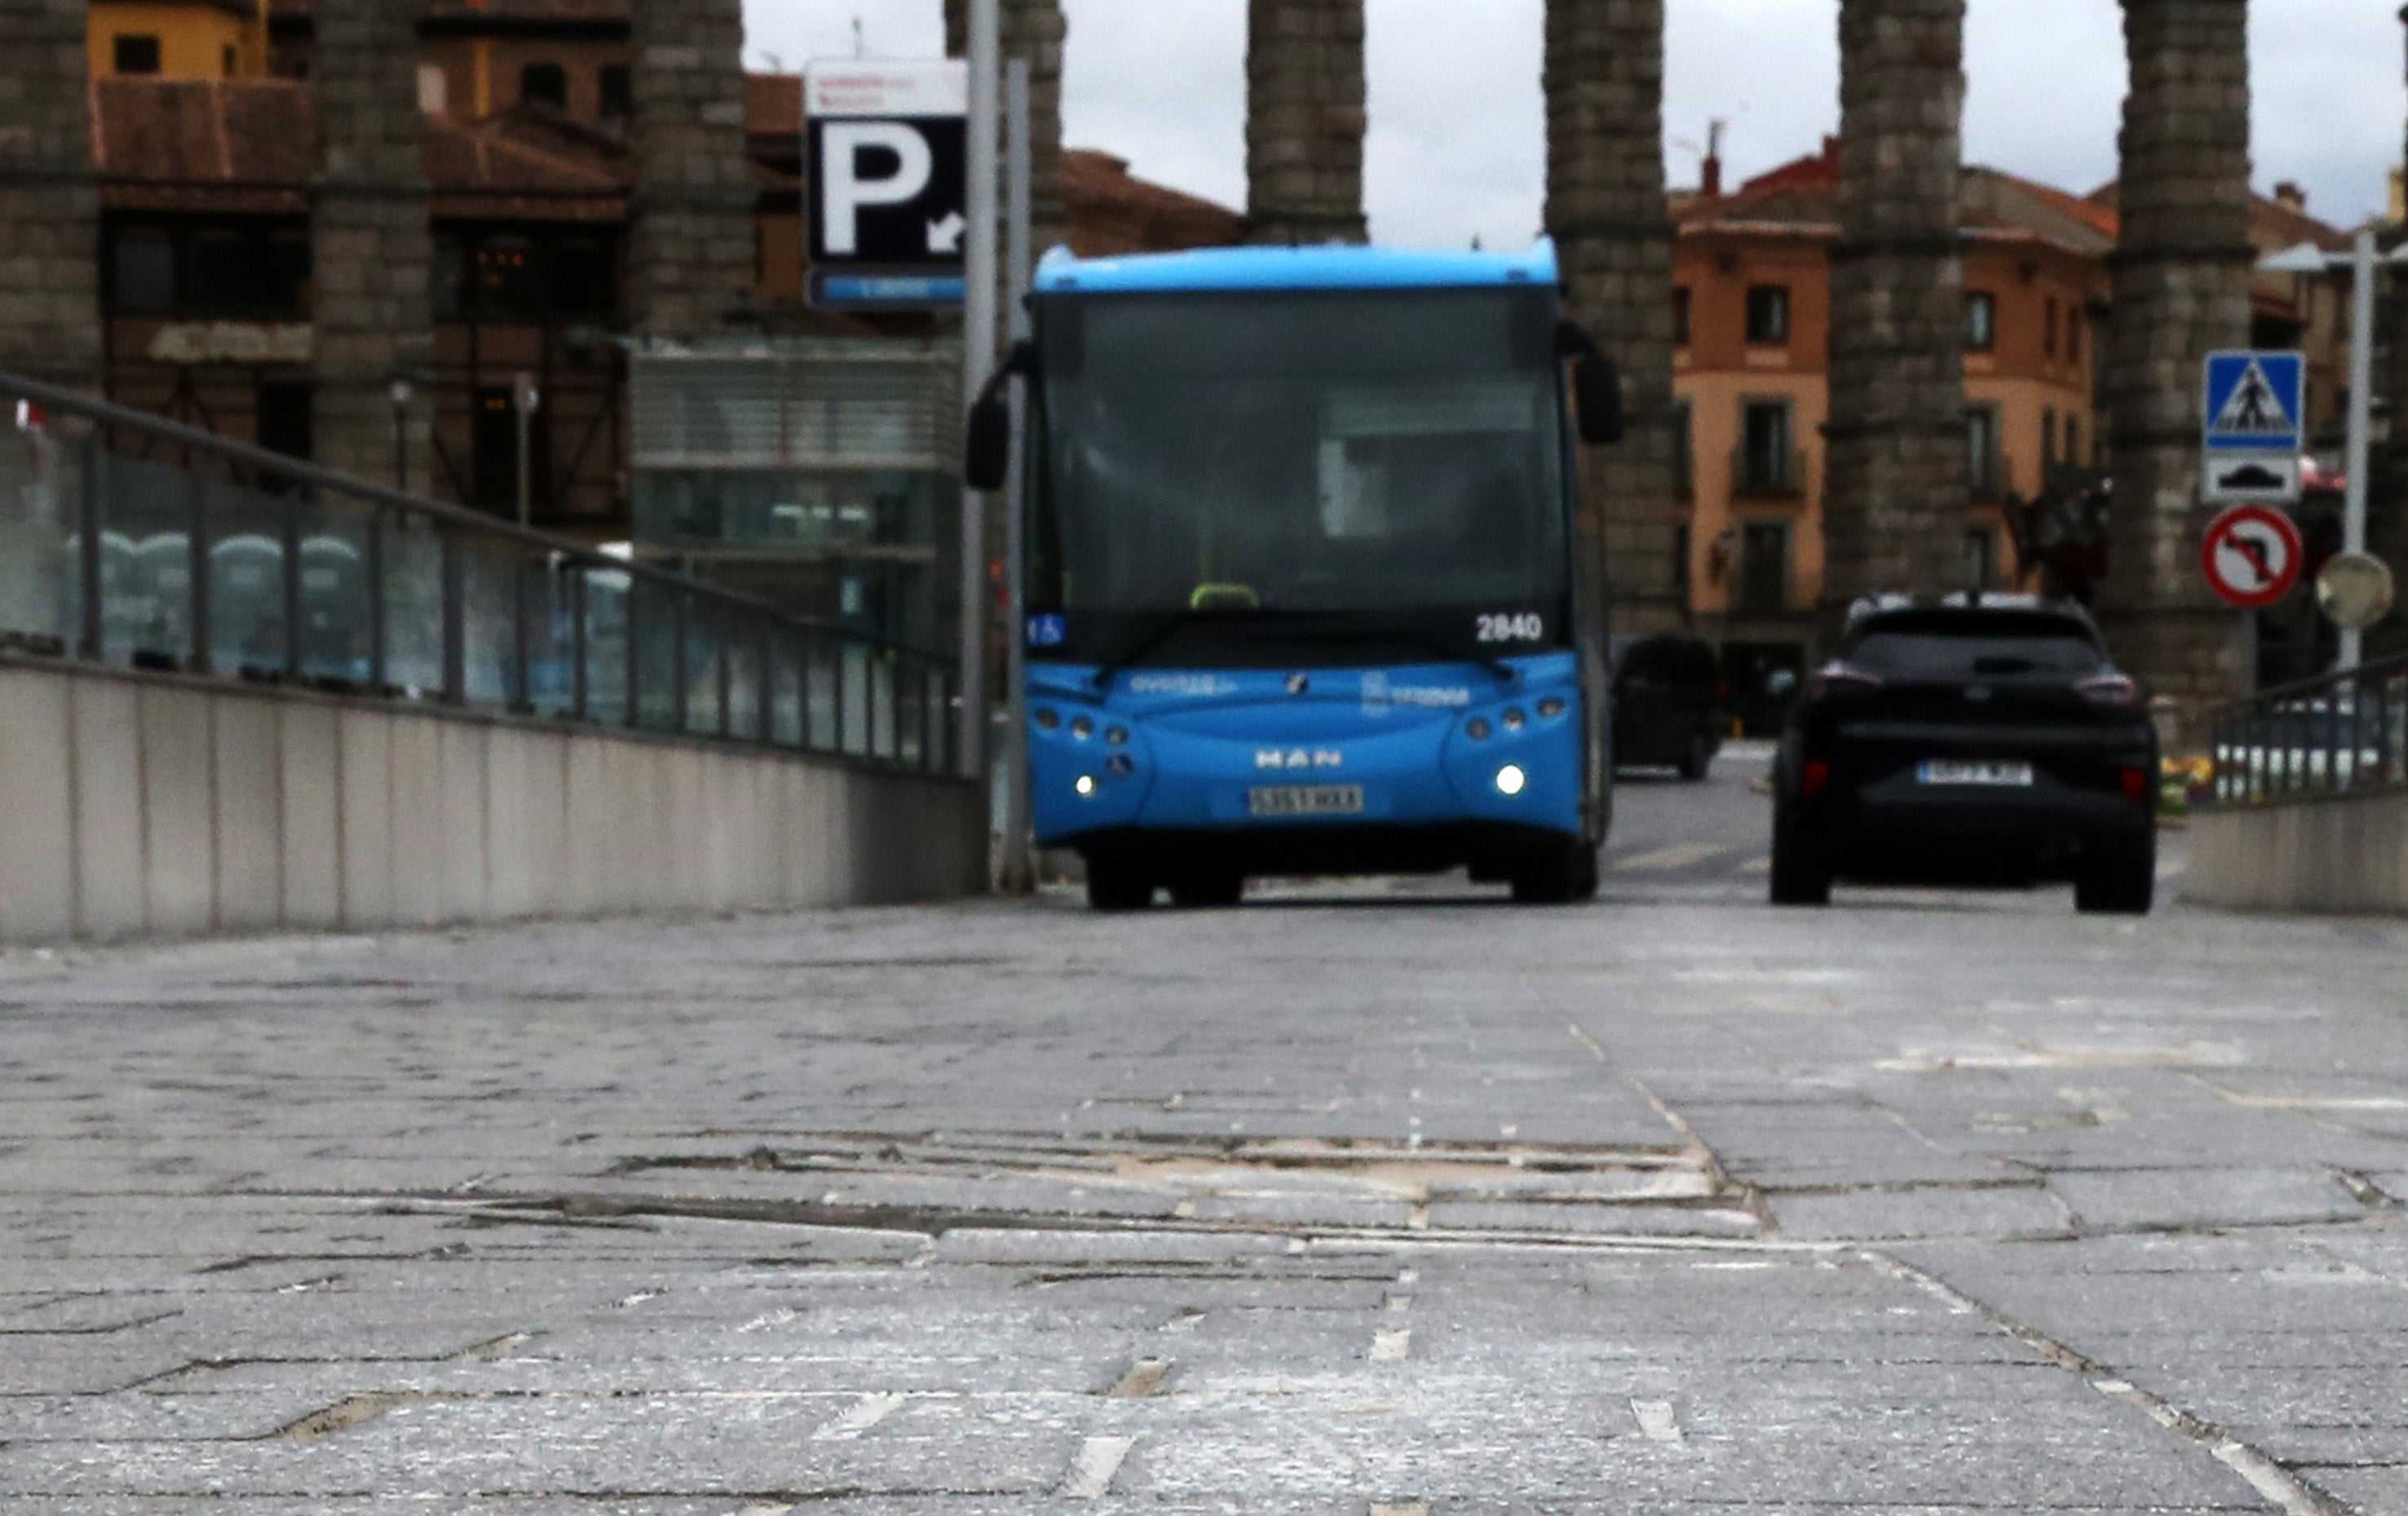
[2185,793,2408,917]
[0,656,985,944]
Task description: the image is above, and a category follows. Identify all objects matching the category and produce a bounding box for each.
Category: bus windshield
[1030,289,1571,639]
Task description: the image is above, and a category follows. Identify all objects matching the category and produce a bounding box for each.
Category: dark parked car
[1613,633,1724,780]
[1770,595,2159,914]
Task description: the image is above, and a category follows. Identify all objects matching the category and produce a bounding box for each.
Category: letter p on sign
[820,122,934,257]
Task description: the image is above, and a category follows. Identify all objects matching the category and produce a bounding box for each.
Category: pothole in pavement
[542,1130,1766,1244]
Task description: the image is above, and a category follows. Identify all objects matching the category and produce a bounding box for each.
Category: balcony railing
[0,369,959,776]
[1731,448,1808,499]
[2207,652,2408,808]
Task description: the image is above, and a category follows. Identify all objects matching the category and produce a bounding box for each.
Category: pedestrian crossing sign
[2203,351,2305,453]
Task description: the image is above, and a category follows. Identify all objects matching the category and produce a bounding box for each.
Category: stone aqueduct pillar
[1822,0,1972,614]
[1545,0,1682,632]
[2101,0,2256,729]
[309,0,435,491]
[1245,0,1369,245]
[627,0,758,340]
[0,0,99,391]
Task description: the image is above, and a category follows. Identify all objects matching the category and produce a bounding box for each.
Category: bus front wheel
[1086,856,1155,913]
[1511,839,1600,905]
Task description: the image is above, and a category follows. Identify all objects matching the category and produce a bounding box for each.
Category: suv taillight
[1807,661,1884,701]
[2078,674,2141,709]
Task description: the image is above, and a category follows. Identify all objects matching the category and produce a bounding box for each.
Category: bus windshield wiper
[1094,615,1518,690]
[1090,609,1306,690]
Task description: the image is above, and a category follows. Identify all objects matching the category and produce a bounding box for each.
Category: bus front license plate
[1249,785,1366,818]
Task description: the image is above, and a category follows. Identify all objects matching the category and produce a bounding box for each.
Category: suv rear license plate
[1919,760,2035,788]
[1249,785,1366,818]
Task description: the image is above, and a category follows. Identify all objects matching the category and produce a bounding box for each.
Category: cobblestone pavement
[2,756,2404,1513]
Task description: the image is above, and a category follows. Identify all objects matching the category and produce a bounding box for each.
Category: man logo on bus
[1257,749,1345,771]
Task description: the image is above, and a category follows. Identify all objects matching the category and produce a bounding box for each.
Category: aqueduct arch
[951,0,2263,719]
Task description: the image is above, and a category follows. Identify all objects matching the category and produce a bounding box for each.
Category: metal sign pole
[999,60,1036,894]
[2342,228,2378,674]
[959,0,1001,792]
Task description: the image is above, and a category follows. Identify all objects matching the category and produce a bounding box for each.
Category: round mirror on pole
[2317,552,2397,634]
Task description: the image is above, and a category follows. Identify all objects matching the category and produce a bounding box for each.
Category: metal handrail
[0,367,961,776]
[2205,649,2408,809]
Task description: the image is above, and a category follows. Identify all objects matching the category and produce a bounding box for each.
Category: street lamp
[512,373,541,529]
[387,377,415,493]
[2258,234,2408,671]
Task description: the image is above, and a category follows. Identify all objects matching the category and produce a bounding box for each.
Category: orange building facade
[1672,144,2114,679]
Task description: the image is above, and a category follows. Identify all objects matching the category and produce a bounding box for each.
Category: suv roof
[1843,592,2097,631]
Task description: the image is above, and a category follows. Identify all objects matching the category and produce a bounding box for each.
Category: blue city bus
[966,240,1625,910]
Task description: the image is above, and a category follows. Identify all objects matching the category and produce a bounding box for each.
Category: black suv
[1770,596,2159,914]
[1611,633,1724,780]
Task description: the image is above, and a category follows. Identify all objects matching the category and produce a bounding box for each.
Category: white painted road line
[1740,855,1773,875]
[815,1392,907,1440]
[1371,1329,1412,1362]
[1616,843,1727,873]
[1371,1503,1433,1516]
[1062,1434,1138,1497]
[1632,1398,1685,1444]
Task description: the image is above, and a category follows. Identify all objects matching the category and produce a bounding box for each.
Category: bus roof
[1032,240,1559,297]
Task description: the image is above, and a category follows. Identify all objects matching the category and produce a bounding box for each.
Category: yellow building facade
[88,1,268,81]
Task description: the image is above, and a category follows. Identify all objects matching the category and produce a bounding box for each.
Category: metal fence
[0,369,959,775]
[2207,652,2408,807]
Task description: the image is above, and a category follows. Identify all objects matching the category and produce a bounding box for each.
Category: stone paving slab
[4,779,2407,1509]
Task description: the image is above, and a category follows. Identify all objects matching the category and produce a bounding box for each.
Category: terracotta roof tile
[91,78,630,220]
[1062,150,1242,254]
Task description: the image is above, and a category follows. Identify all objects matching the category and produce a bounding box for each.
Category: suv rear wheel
[2074,851,2155,917]
[1770,806,1831,908]
[1677,729,1714,782]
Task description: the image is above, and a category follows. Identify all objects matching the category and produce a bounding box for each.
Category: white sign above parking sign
[805,61,969,310]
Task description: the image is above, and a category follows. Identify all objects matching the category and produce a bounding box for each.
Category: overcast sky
[744,0,2404,249]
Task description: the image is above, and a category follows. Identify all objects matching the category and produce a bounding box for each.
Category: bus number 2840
[1477,613,1546,644]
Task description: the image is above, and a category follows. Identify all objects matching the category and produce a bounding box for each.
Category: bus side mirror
[1575,354,1624,446]
[1556,320,1624,446]
[965,394,1011,491]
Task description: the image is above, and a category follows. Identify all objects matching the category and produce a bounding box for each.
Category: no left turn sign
[2200,503,2304,611]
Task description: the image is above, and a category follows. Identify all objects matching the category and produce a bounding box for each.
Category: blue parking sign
[2203,351,2305,454]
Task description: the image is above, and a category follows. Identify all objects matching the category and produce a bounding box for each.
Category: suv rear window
[1846,612,2105,679]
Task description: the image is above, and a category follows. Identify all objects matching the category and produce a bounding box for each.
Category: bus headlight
[1466,718,1492,741]
[1075,774,1099,798]
[1071,716,1094,740]
[1538,698,1566,720]
[1496,764,1528,797]
[1503,707,1527,731]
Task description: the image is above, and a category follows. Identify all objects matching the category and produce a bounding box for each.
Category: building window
[550,236,616,317]
[105,219,310,316]
[2044,298,2059,359]
[1672,400,1694,500]
[2066,416,2083,467]
[1674,523,1692,603]
[1745,285,1790,346]
[2042,408,2058,469]
[110,228,178,313]
[1964,526,1999,593]
[440,228,621,320]
[520,62,569,109]
[1673,287,1692,347]
[1739,522,1791,615]
[1967,404,2004,498]
[1736,399,1796,496]
[113,34,162,75]
[2067,308,2083,366]
[1966,291,1997,353]
[599,64,634,118]
[418,64,450,116]
[222,44,239,77]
